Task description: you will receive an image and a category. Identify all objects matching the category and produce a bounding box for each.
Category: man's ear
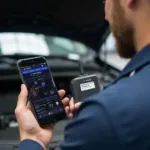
[127,0,137,8]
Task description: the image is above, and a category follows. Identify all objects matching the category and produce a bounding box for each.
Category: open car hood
[0,0,109,50]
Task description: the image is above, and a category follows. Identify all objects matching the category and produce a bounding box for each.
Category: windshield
[0,32,92,57]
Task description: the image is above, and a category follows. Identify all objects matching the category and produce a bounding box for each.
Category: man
[15,0,150,149]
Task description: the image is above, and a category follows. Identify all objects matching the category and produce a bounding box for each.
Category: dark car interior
[0,0,121,149]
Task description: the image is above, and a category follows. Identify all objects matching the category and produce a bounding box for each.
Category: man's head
[105,0,150,58]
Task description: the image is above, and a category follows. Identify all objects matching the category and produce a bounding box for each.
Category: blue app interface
[21,62,63,119]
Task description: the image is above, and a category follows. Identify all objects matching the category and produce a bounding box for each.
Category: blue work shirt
[19,44,150,150]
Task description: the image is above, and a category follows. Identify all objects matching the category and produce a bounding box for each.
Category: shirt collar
[118,44,150,79]
[104,44,150,89]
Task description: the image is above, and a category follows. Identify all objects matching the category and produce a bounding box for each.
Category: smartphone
[17,56,66,126]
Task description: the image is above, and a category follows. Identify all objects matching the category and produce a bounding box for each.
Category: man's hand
[68,98,82,119]
[15,84,69,150]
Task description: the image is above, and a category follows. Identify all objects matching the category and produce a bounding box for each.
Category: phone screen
[18,57,66,125]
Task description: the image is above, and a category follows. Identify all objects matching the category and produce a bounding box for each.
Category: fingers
[58,90,66,99]
[59,90,69,114]
[68,99,82,119]
[68,98,75,119]
[69,98,75,113]
[62,97,69,107]
[69,113,74,119]
[17,84,28,108]
[65,106,69,114]
[58,90,70,114]
[75,102,82,109]
[62,97,69,114]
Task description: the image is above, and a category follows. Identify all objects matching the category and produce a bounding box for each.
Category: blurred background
[0,0,130,149]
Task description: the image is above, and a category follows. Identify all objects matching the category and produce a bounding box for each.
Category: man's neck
[135,27,150,52]
[134,11,150,52]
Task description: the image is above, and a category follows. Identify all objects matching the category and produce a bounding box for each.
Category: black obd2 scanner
[70,62,101,102]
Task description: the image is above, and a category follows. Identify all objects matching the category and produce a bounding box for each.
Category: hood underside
[0,0,109,50]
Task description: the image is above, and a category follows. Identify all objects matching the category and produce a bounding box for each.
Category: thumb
[17,84,28,108]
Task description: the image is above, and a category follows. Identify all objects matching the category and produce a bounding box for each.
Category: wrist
[21,136,47,150]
